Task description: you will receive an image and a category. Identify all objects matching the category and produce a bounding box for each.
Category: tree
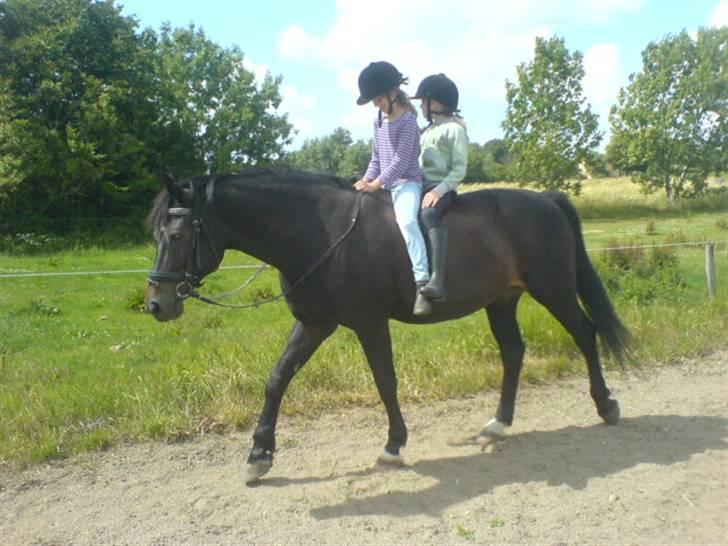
[287,127,370,177]
[463,139,516,183]
[502,36,601,193]
[463,142,486,183]
[338,139,371,178]
[606,28,727,199]
[0,1,294,231]
[0,0,160,227]
[481,138,516,182]
[151,24,292,176]
[582,151,610,178]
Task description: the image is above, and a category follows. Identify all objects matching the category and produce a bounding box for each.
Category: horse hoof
[602,401,620,425]
[479,417,506,440]
[244,460,272,484]
[377,450,405,467]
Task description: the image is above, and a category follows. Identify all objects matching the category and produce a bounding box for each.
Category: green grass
[1,177,726,467]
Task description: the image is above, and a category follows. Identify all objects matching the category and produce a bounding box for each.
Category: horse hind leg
[482,294,525,440]
[530,287,619,425]
[355,320,408,466]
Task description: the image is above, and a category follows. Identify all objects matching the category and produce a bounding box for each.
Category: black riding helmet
[412,73,459,124]
[356,61,406,105]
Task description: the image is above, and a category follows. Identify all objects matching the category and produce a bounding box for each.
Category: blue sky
[117,0,728,150]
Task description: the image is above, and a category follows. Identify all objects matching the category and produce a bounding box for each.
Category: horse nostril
[148,300,161,315]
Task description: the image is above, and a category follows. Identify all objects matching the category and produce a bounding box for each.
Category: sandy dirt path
[1,351,726,545]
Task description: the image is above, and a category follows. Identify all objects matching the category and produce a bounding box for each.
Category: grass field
[1,177,726,466]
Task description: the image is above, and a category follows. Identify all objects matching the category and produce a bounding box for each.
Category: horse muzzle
[146,280,185,321]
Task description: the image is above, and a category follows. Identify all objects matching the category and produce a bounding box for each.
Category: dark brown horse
[146,168,630,483]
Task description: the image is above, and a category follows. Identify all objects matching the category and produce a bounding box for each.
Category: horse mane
[217,167,356,191]
[145,168,356,237]
[146,190,171,238]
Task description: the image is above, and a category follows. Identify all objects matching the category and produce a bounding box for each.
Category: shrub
[598,241,686,304]
[645,219,657,236]
[124,288,147,312]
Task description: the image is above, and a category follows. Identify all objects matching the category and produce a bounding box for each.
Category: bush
[598,240,686,304]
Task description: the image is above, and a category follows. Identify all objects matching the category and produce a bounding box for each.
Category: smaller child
[412,74,468,303]
[353,61,432,315]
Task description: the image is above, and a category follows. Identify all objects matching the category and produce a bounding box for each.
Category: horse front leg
[245,320,337,483]
[355,320,408,466]
[482,296,525,440]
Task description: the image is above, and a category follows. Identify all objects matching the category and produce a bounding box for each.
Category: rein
[149,187,364,310]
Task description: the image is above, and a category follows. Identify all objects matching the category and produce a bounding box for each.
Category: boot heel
[413,281,432,316]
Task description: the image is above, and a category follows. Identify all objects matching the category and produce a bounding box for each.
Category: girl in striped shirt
[353,61,432,316]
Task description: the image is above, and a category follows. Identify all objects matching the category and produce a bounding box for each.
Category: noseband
[148,183,220,299]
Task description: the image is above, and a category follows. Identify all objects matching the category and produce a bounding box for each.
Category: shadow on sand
[261,414,726,519]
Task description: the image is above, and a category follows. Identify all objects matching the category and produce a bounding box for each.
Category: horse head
[146,174,223,321]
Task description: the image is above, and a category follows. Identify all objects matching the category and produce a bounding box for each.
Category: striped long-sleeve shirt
[364,111,423,190]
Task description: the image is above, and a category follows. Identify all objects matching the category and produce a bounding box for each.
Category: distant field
[0,177,726,466]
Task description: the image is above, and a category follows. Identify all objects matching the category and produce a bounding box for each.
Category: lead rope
[189,192,364,309]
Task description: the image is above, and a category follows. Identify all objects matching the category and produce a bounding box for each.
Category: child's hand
[355,179,383,192]
[422,191,441,208]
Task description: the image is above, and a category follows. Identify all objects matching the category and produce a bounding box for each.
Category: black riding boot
[413,281,432,316]
[420,227,448,301]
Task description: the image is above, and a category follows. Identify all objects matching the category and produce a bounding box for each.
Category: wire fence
[0,264,263,279]
[0,240,724,280]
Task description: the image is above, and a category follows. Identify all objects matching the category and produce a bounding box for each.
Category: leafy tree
[151,24,293,176]
[0,0,159,227]
[502,36,601,193]
[288,127,369,177]
[463,142,486,183]
[463,139,516,183]
[582,151,610,178]
[338,139,371,178]
[0,1,294,232]
[481,138,516,182]
[607,28,727,199]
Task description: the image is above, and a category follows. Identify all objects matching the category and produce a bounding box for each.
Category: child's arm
[363,134,381,183]
[431,125,468,197]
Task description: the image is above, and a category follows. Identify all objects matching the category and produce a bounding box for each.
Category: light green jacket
[419,117,469,197]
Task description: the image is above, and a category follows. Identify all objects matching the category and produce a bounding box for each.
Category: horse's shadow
[267,414,727,519]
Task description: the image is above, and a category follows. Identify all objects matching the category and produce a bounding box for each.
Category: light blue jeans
[390,181,430,282]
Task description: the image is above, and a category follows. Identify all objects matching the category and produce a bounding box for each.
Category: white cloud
[339,103,376,137]
[241,58,270,85]
[583,43,623,110]
[279,84,316,143]
[278,24,324,61]
[710,0,728,27]
[279,0,643,87]
[278,0,646,144]
[583,43,625,143]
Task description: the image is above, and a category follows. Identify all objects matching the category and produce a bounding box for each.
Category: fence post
[705,242,716,299]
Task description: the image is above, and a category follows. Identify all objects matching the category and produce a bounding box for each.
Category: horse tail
[547,192,632,363]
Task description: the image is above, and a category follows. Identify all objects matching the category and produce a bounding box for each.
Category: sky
[117,0,728,150]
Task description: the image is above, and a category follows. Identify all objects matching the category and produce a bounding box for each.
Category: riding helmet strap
[378,90,397,127]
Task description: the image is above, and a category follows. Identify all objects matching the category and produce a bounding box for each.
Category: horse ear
[162,172,186,204]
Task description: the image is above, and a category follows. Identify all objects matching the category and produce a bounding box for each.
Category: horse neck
[212,177,347,276]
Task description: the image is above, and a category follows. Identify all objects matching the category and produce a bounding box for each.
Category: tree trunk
[666,177,675,202]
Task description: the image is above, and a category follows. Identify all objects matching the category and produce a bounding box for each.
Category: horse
[145,168,630,483]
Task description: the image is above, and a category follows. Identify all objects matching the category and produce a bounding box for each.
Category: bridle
[148,181,364,309]
[148,180,222,300]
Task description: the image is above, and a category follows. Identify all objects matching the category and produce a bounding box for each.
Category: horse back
[397,188,578,323]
